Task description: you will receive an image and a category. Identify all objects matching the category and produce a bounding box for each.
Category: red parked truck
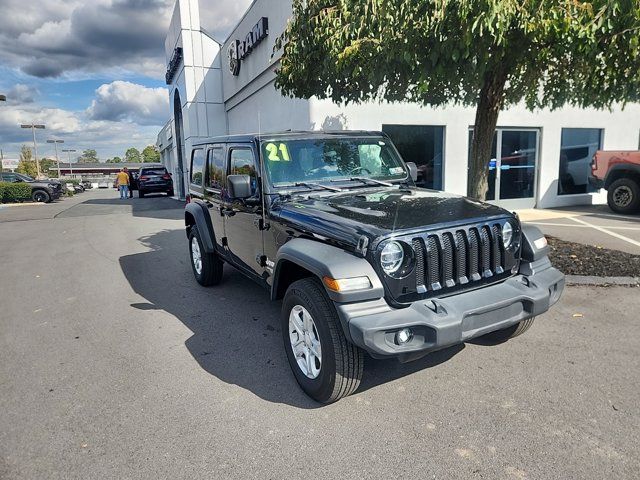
[590,150,640,214]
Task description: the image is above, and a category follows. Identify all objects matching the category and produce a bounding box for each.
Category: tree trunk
[468,70,508,201]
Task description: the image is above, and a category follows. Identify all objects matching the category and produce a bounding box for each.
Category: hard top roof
[192,130,386,147]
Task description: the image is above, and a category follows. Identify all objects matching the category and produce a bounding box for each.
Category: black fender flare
[604,163,640,189]
[185,202,216,253]
[272,238,384,303]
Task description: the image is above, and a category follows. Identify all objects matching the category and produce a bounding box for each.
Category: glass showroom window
[382,125,444,190]
[558,128,603,195]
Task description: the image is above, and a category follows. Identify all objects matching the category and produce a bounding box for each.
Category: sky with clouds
[0,0,252,161]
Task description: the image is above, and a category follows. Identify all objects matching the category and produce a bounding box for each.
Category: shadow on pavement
[56,195,184,220]
[119,228,464,407]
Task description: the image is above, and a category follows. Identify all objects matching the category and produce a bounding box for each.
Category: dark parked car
[138,165,173,198]
[0,172,62,202]
[184,131,565,403]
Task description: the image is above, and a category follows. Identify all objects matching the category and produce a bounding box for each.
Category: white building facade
[158,0,640,209]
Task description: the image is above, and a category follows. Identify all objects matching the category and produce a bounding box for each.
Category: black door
[222,146,264,276]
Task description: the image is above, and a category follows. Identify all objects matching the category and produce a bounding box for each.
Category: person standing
[115,167,130,200]
[127,169,136,198]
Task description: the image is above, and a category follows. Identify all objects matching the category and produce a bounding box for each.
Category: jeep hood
[275,187,511,248]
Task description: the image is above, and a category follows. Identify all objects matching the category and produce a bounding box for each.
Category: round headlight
[381,241,404,274]
[502,222,514,249]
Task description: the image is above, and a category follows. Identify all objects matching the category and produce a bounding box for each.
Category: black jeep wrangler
[185,131,564,403]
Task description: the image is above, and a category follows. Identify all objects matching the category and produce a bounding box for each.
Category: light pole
[62,149,77,176]
[47,139,64,178]
[20,123,46,178]
[0,95,5,175]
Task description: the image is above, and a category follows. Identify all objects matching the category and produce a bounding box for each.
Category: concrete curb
[0,202,45,209]
[566,275,640,286]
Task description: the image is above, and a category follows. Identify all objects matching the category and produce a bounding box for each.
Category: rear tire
[282,278,363,403]
[168,189,174,197]
[188,228,223,286]
[138,190,145,198]
[607,178,640,214]
[479,318,535,343]
[32,190,50,203]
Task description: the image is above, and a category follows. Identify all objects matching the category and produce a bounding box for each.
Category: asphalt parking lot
[518,206,640,254]
[1,189,639,479]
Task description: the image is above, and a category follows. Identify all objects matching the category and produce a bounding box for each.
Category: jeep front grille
[413,223,508,294]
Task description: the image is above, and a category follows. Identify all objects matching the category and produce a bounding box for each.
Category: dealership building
[157,0,640,209]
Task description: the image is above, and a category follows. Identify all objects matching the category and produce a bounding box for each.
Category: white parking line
[582,212,640,222]
[529,222,640,231]
[568,217,640,248]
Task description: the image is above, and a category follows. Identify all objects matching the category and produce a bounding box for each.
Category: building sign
[227,17,269,76]
[165,47,183,85]
[1,158,19,170]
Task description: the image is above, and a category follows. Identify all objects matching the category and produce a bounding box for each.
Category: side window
[190,148,205,186]
[207,147,225,190]
[229,149,258,196]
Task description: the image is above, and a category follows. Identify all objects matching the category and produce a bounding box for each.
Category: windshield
[17,173,35,182]
[260,136,407,187]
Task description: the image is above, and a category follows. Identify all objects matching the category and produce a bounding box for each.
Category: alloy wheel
[613,185,633,208]
[191,237,202,275]
[289,305,322,379]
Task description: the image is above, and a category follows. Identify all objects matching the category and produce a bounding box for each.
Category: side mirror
[406,162,418,182]
[227,174,252,199]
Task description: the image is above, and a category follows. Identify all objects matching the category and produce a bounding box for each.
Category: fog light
[395,328,413,345]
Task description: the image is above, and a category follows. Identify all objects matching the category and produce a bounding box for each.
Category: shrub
[0,182,33,203]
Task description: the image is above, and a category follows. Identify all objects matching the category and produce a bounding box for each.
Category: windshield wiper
[277,182,343,192]
[331,177,394,187]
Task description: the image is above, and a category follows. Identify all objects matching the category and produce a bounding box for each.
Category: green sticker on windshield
[265,142,291,162]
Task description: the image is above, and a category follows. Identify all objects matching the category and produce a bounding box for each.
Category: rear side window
[190,149,205,186]
[207,147,225,190]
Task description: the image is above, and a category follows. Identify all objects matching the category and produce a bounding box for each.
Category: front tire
[32,190,50,203]
[607,178,640,214]
[282,278,363,403]
[479,317,535,344]
[188,228,223,286]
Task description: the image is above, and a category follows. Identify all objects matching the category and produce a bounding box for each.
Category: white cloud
[0,0,256,158]
[0,81,165,159]
[6,84,39,104]
[87,81,168,125]
[0,0,255,80]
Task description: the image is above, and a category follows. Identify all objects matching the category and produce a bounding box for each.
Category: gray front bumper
[335,262,564,359]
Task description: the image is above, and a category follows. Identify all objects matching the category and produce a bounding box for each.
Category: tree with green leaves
[125,147,141,163]
[142,145,160,163]
[275,0,640,200]
[17,145,37,177]
[78,149,98,164]
[105,156,122,164]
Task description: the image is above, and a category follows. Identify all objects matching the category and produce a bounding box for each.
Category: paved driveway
[518,206,640,254]
[1,190,639,479]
